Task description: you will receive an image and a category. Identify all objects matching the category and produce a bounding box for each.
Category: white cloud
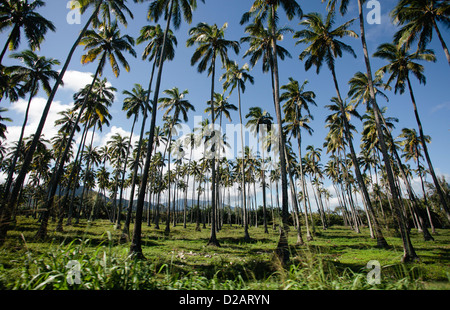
[61,70,94,92]
[6,97,74,147]
[430,102,450,114]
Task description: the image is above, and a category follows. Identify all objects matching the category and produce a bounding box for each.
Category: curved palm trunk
[357,0,419,261]
[406,76,450,222]
[0,4,101,244]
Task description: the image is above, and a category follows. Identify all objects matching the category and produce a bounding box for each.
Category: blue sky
[1,0,449,207]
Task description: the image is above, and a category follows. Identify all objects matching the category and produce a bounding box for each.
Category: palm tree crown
[80,21,137,78]
[0,0,55,63]
[295,12,358,74]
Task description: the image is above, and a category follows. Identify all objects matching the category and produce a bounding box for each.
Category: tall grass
[0,237,424,290]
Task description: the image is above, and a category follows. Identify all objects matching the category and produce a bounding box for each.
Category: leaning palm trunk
[357,0,417,262]
[330,59,388,248]
[130,0,175,258]
[34,54,105,240]
[406,76,450,222]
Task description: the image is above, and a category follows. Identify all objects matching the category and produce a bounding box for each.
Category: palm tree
[0,0,134,244]
[281,78,316,241]
[374,42,449,223]
[158,87,195,234]
[241,0,303,264]
[2,50,60,202]
[391,0,450,65]
[221,60,254,241]
[34,21,135,239]
[246,107,273,234]
[296,11,391,249]
[187,22,239,246]
[348,71,390,107]
[398,128,436,232]
[122,84,150,237]
[108,133,130,227]
[0,0,55,64]
[324,0,418,259]
[130,0,204,259]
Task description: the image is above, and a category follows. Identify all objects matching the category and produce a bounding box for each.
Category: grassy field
[0,216,449,290]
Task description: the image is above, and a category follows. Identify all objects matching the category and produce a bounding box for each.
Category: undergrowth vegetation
[0,217,448,290]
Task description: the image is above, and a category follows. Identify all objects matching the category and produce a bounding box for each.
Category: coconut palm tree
[0,0,55,64]
[296,11,391,249]
[2,50,60,203]
[33,22,135,239]
[158,87,195,234]
[108,133,130,227]
[347,71,390,107]
[241,0,302,263]
[121,84,150,237]
[397,128,436,234]
[391,0,450,65]
[131,0,204,259]
[245,107,273,234]
[0,1,134,243]
[187,22,239,246]
[221,60,254,241]
[281,78,316,240]
[374,42,449,223]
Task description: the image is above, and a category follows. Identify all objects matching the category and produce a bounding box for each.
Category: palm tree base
[401,254,420,264]
[375,237,390,249]
[207,238,221,247]
[275,228,290,266]
[129,246,147,260]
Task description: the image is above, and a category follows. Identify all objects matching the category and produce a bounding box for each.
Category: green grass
[0,216,449,290]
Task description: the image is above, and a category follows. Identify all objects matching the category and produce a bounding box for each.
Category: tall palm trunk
[120,115,138,235]
[430,18,450,65]
[330,59,389,247]
[0,4,101,244]
[123,62,155,237]
[270,5,290,265]
[0,24,19,65]
[207,48,219,247]
[296,129,312,241]
[260,147,268,234]
[237,84,250,241]
[130,0,175,258]
[406,75,450,222]
[357,0,418,261]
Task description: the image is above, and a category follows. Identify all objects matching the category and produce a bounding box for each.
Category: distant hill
[59,186,232,211]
